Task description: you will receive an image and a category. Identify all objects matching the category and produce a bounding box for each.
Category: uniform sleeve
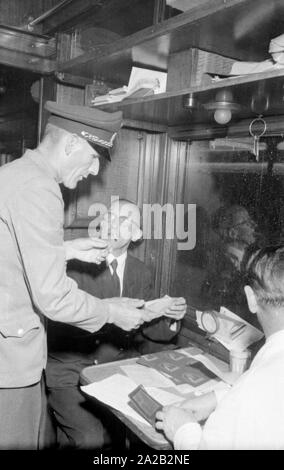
[9,178,110,332]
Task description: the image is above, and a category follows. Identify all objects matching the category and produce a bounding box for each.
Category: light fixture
[204,89,241,125]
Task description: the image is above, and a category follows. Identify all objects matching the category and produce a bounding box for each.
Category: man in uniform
[0,101,152,449]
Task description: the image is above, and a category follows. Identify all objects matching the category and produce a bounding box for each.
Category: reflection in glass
[171,139,284,327]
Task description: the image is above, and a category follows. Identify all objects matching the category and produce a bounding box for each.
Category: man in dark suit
[46,199,186,448]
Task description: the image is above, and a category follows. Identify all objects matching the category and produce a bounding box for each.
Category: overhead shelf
[95,68,284,129]
[0,24,56,73]
[56,0,284,83]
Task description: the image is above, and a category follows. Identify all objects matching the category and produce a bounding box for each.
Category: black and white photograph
[0,0,284,460]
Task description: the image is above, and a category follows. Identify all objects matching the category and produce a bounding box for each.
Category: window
[171,138,284,323]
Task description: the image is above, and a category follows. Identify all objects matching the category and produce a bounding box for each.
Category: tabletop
[80,346,229,450]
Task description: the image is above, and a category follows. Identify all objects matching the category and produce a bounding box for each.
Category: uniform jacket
[0,150,111,387]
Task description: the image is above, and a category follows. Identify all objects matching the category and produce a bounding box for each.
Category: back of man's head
[244,245,284,310]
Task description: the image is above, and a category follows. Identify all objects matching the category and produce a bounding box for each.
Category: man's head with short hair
[99,198,142,256]
[243,245,284,336]
[40,123,100,189]
[38,102,122,190]
[213,205,256,248]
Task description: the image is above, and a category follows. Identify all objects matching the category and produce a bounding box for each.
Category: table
[80,346,229,450]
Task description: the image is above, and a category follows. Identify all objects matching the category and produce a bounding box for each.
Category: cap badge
[81,130,117,148]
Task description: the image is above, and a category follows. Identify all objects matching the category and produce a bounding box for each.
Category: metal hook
[249,115,267,138]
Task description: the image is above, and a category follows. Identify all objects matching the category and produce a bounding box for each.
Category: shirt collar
[265,328,284,346]
[106,251,127,268]
[251,328,284,368]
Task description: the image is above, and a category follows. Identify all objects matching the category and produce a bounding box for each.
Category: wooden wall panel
[0,0,58,28]
[158,138,189,296]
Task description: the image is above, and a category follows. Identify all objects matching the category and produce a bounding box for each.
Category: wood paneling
[0,0,58,29]
[57,0,284,81]
[0,64,39,152]
[158,138,189,295]
[41,0,152,35]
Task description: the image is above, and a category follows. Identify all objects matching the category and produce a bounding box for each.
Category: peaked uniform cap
[44,101,123,159]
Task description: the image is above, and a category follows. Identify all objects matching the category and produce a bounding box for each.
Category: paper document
[127,67,167,96]
[197,307,264,352]
[91,67,167,106]
[216,307,263,351]
[81,373,184,427]
[230,59,284,75]
[180,347,238,385]
[145,387,184,406]
[81,374,150,425]
[120,364,175,388]
[144,295,175,320]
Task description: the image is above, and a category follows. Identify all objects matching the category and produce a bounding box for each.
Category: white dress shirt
[106,252,127,297]
[174,329,284,450]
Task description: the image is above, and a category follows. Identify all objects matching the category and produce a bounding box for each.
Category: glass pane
[171,139,284,327]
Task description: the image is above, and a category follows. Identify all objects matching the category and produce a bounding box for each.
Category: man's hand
[155,406,197,442]
[177,391,217,422]
[144,296,187,321]
[164,297,187,320]
[64,237,108,263]
[105,297,146,331]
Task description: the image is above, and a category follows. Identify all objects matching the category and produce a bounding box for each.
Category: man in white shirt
[156,244,284,450]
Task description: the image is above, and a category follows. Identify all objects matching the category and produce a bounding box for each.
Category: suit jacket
[46,254,180,388]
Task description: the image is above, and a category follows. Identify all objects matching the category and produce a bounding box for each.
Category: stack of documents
[92,86,128,105]
[81,349,232,428]
[91,67,167,106]
[81,373,184,427]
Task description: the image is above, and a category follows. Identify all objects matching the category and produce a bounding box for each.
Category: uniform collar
[24,149,60,182]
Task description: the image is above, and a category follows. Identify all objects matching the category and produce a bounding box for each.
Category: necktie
[111,259,121,297]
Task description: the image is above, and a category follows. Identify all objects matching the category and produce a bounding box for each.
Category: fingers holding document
[64,237,109,263]
[104,297,146,331]
[103,295,187,332]
[143,296,187,321]
[164,297,187,320]
[155,405,197,443]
